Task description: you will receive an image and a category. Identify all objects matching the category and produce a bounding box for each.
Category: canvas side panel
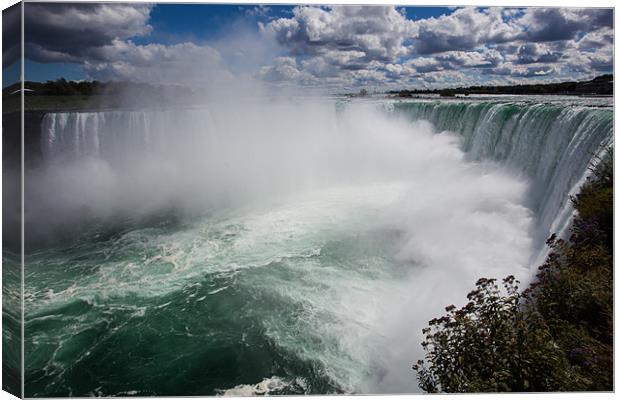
[2,2,24,398]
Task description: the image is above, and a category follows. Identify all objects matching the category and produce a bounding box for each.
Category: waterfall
[40,110,204,166]
[29,99,613,395]
[39,100,613,264]
[390,100,613,248]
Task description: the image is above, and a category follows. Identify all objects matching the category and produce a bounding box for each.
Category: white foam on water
[217,376,297,396]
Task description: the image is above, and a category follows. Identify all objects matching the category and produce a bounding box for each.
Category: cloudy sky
[3,2,614,90]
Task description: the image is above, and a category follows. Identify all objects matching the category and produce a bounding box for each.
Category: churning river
[11,96,613,396]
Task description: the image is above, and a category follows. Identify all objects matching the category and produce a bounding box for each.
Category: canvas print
[2,1,614,397]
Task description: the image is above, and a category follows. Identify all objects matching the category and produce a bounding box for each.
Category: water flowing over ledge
[24,98,612,395]
[389,100,613,248]
[40,99,613,249]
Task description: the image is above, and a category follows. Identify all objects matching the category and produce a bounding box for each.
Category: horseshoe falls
[390,99,613,248]
[20,98,612,396]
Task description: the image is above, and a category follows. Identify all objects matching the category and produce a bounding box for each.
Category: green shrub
[414,151,613,392]
[413,276,574,392]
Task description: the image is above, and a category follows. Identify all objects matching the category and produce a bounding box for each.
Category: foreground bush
[414,152,613,392]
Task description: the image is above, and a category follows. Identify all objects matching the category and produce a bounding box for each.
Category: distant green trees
[413,150,613,392]
[3,78,206,99]
[389,74,613,97]
[2,78,211,112]
[3,78,102,96]
[35,78,102,96]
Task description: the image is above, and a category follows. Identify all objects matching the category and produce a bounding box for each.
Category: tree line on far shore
[388,74,613,97]
[4,74,613,100]
[3,78,207,99]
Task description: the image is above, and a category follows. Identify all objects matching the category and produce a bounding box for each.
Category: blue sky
[3,3,613,90]
[147,4,296,42]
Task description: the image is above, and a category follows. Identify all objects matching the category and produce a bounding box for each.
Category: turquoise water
[9,98,614,396]
[23,184,418,396]
[2,252,21,396]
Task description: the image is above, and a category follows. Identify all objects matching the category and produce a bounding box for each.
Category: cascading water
[390,99,613,247]
[22,98,612,396]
